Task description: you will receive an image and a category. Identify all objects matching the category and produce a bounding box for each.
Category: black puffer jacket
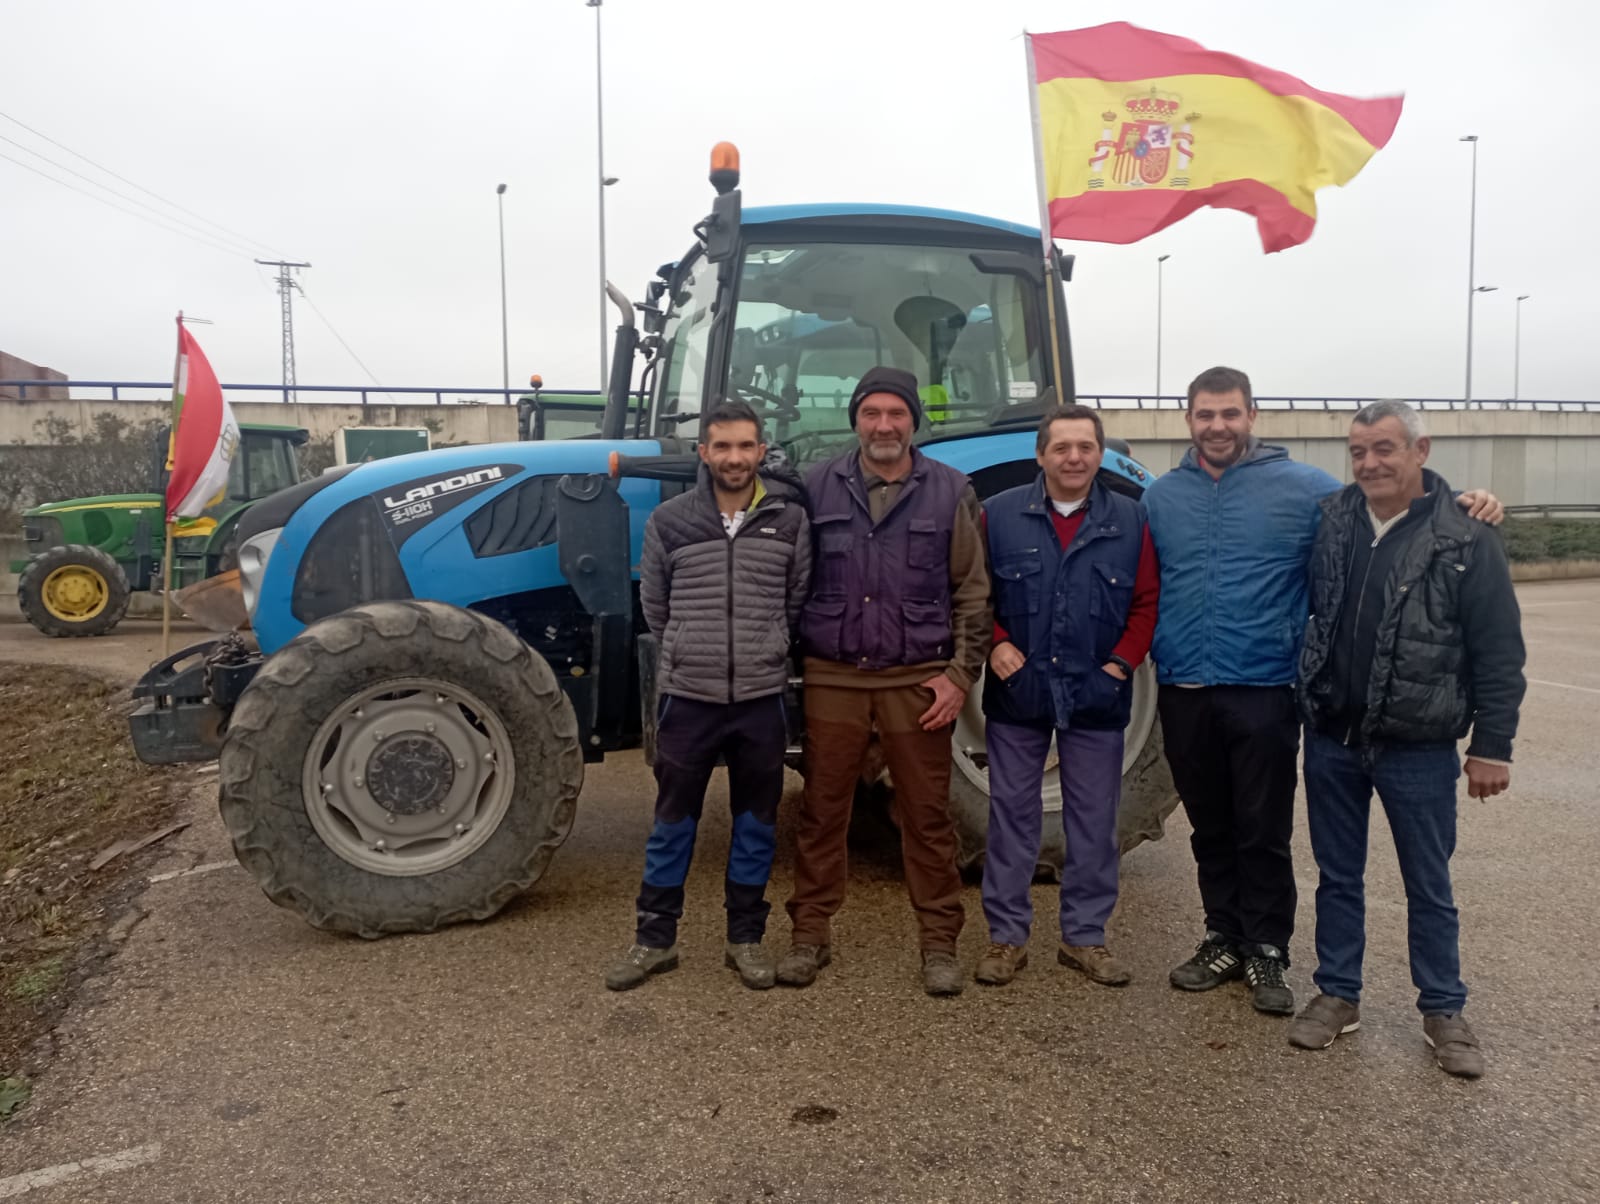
[1297,471,1526,760]
[640,470,811,704]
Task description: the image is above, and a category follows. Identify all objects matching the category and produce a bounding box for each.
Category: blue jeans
[1302,729,1466,1014]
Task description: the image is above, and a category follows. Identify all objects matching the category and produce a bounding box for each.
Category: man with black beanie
[778,366,992,997]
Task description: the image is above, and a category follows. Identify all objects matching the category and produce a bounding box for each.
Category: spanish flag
[1027,23,1403,252]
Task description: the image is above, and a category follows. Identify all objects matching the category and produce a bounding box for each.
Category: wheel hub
[366,736,456,815]
[42,565,108,621]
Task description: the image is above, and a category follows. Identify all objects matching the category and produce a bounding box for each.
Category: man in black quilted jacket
[605,400,812,991]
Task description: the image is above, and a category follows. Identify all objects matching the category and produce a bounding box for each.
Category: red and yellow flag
[1027,23,1403,252]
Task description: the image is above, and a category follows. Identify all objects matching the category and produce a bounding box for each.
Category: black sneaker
[1169,932,1244,992]
[1244,951,1295,1015]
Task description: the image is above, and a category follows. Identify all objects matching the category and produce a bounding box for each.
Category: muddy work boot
[1169,932,1244,992]
[604,943,679,992]
[724,941,776,990]
[922,950,963,997]
[1288,994,1361,1050]
[1058,943,1132,987]
[974,942,1029,986]
[1423,1013,1485,1079]
[775,943,831,988]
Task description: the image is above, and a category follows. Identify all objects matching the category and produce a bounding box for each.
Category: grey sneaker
[974,942,1029,986]
[922,950,963,997]
[604,943,679,991]
[724,941,776,990]
[1288,994,1361,1049]
[1244,952,1296,1015]
[775,943,831,988]
[1058,943,1132,986]
[1169,933,1244,991]
[1423,1013,1485,1079]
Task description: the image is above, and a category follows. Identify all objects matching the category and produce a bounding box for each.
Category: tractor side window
[245,434,297,498]
[653,255,720,439]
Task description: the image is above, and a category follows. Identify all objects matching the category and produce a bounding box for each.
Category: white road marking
[1527,677,1600,696]
[147,860,237,884]
[0,1142,163,1199]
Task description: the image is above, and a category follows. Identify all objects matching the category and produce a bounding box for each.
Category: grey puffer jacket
[640,470,811,704]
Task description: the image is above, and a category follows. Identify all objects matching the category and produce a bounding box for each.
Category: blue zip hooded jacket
[1144,441,1339,687]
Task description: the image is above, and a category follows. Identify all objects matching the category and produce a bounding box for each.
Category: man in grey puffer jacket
[605,400,811,992]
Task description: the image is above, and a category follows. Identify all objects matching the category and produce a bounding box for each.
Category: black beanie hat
[848,366,924,431]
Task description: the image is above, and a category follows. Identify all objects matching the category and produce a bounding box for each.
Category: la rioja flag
[166,321,240,521]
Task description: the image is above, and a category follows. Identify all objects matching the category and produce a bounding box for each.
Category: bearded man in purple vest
[776,367,992,997]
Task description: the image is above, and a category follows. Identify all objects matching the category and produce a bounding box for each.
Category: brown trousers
[786,680,964,952]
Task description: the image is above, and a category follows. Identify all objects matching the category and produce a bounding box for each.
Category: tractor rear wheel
[218,600,583,937]
[17,544,132,637]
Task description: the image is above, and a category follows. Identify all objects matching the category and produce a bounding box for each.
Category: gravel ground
[0,585,1596,1202]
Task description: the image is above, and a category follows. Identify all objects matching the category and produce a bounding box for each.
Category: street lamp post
[1155,254,1171,403]
[588,0,609,392]
[496,183,509,399]
[1461,135,1481,408]
[1514,293,1530,402]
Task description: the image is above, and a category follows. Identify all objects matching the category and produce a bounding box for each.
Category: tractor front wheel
[17,544,132,637]
[218,600,584,937]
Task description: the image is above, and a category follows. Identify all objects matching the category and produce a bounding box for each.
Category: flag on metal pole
[1026,23,1404,252]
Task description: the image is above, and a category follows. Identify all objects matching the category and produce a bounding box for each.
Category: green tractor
[12,423,308,637]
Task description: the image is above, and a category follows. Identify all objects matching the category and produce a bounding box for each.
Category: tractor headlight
[238,526,282,617]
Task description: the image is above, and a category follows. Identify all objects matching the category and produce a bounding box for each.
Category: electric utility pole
[255,259,311,401]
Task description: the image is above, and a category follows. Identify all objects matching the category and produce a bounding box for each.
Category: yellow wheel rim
[40,564,110,622]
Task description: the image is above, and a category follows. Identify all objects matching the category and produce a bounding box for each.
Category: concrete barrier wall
[4,398,1600,507]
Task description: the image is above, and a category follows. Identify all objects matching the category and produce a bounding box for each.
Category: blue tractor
[129,148,1176,937]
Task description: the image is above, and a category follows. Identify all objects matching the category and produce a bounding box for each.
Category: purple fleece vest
[801,448,967,669]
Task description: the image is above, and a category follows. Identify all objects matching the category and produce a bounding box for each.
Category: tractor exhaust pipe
[600,281,635,441]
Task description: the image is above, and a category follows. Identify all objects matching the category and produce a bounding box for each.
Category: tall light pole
[1156,254,1170,403]
[1461,134,1480,408]
[588,0,609,392]
[1514,293,1530,402]
[496,183,509,399]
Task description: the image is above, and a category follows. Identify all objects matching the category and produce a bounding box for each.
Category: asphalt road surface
[1,586,1597,1203]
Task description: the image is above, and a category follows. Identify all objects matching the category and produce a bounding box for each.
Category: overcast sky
[4,0,1596,403]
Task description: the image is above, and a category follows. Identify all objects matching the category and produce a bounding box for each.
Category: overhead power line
[0,147,246,258]
[0,108,282,257]
[299,291,394,401]
[0,131,263,258]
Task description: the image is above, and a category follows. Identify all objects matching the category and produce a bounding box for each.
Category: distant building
[0,351,68,400]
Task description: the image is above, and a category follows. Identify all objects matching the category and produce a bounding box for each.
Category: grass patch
[1501,517,1600,563]
[0,663,185,1118]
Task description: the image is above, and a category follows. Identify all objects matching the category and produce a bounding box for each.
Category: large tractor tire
[218,600,583,938]
[946,662,1178,876]
[17,544,132,637]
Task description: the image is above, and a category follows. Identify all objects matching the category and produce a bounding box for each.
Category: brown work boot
[1058,943,1132,986]
[1288,994,1361,1050]
[922,950,963,997]
[974,942,1029,986]
[1423,1013,1485,1079]
[775,943,831,988]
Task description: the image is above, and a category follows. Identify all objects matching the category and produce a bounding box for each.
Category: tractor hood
[26,493,162,516]
[247,438,663,654]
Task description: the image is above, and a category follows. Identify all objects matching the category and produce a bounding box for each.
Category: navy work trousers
[634,693,786,947]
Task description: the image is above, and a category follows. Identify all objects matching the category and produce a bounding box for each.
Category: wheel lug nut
[374,839,386,850]
[373,731,386,742]
[425,723,436,734]
[386,815,396,825]
[353,778,364,789]
[454,824,467,835]
[456,758,467,770]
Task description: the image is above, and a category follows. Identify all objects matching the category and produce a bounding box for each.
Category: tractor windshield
[654,239,1050,465]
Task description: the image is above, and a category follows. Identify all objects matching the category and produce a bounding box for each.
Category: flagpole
[163,313,183,657]
[1024,31,1069,403]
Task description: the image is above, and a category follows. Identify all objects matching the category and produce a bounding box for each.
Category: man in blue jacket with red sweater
[1145,368,1501,1017]
[975,404,1160,989]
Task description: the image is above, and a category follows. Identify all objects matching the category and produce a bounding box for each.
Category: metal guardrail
[3,381,1599,412]
[1504,504,1600,518]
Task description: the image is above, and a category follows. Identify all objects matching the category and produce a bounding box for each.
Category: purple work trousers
[982,719,1124,947]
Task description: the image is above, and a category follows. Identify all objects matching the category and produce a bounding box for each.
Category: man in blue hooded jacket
[1145,367,1500,1017]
